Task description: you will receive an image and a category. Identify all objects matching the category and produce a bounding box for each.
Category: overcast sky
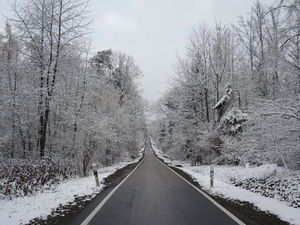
[0,0,273,102]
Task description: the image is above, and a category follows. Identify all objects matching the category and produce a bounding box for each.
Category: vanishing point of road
[71,142,244,225]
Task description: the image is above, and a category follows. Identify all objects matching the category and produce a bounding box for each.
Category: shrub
[0,158,76,199]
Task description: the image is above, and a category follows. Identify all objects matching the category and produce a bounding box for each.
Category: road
[75,142,242,225]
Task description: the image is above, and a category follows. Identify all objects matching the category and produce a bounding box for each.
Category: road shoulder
[26,157,144,225]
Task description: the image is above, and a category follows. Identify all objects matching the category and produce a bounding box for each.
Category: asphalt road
[79,143,242,225]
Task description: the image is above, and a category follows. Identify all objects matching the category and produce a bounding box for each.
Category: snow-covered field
[151,142,300,225]
[0,154,143,225]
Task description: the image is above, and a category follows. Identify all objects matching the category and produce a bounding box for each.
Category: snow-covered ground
[0,151,144,225]
[180,165,300,225]
[151,142,300,225]
[151,140,173,164]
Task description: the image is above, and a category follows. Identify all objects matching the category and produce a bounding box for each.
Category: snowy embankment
[0,150,144,225]
[151,142,300,225]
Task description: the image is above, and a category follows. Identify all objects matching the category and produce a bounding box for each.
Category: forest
[0,0,299,215]
[0,0,146,198]
[150,0,299,171]
[0,0,299,224]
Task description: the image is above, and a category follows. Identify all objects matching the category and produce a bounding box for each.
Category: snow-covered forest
[148,1,300,220]
[0,0,146,198]
[150,0,299,170]
[0,0,299,223]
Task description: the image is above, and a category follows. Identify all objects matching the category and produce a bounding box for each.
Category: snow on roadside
[151,138,173,164]
[180,165,300,225]
[151,140,300,225]
[0,151,144,225]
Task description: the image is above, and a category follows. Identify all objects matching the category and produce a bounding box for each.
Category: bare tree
[209,24,231,102]
[10,0,90,158]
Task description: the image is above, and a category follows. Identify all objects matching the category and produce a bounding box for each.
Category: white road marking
[80,158,144,225]
[155,157,246,225]
[81,146,245,225]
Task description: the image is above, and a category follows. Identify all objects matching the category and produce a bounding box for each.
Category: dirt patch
[170,165,290,225]
[26,157,143,225]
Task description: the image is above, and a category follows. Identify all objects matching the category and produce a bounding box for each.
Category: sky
[0,0,273,102]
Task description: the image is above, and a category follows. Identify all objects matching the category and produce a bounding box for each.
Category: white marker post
[210,164,214,188]
[92,163,100,187]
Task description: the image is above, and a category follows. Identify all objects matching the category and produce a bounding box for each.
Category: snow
[151,139,173,164]
[0,152,143,225]
[151,140,300,225]
[219,107,248,127]
[212,87,233,109]
[179,165,300,225]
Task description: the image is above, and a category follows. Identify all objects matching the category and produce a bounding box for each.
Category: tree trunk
[205,88,210,122]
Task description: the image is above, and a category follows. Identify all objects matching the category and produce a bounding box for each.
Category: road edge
[26,151,145,225]
[154,155,246,225]
[80,157,145,225]
[151,141,291,225]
